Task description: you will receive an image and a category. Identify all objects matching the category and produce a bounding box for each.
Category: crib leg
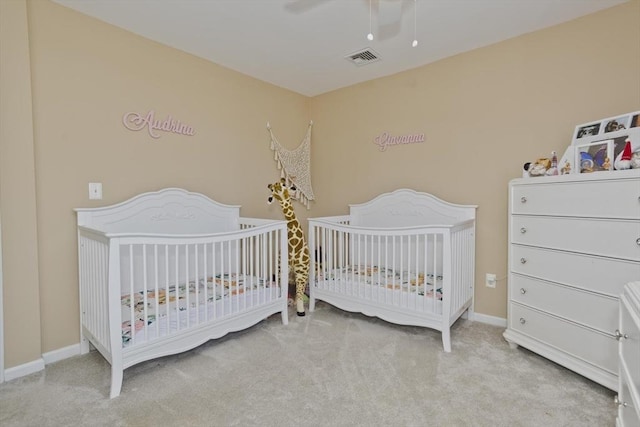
[442,328,452,353]
[80,336,90,355]
[281,308,289,325]
[109,368,123,399]
[309,294,316,312]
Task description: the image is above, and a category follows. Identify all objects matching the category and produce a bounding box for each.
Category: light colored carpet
[0,302,616,426]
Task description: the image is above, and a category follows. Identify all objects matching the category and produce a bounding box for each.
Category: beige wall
[310,1,640,317]
[0,0,42,368]
[2,0,310,368]
[1,0,639,369]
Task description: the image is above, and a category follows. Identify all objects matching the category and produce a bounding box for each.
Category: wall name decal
[373,131,425,151]
[123,110,195,139]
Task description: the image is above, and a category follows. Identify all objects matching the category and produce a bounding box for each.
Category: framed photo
[575,122,601,140]
[602,115,630,133]
[572,111,640,147]
[575,139,613,173]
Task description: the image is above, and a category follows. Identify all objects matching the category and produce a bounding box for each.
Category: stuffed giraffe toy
[267,178,310,316]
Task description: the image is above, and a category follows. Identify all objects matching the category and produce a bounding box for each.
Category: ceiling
[51,0,627,97]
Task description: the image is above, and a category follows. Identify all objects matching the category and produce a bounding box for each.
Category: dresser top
[510,169,640,186]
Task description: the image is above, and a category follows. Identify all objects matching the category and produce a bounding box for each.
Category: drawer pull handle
[614,396,627,407]
[520,196,527,203]
[520,288,526,294]
[519,318,526,325]
[636,237,640,246]
[614,329,628,340]
[520,227,527,234]
[520,258,527,264]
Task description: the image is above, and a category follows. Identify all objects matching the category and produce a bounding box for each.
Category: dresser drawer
[511,245,639,296]
[509,303,618,374]
[511,215,640,261]
[511,179,640,219]
[511,274,618,334]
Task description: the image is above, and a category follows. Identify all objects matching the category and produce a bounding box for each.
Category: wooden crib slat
[128,245,135,346]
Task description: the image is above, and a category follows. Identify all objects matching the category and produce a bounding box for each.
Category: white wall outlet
[88,182,102,200]
[485,273,497,288]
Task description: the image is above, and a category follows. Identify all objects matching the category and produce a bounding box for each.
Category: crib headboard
[75,188,241,235]
[349,189,476,228]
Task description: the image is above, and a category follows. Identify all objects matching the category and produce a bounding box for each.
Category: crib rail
[308,217,475,324]
[78,220,288,359]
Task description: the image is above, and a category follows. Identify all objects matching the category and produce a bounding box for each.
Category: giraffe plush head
[267,178,296,205]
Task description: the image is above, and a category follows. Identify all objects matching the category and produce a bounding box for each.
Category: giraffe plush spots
[267,179,310,316]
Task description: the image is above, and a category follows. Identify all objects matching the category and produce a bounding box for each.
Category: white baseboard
[3,343,81,382]
[4,357,45,381]
[471,312,507,328]
[42,343,81,365]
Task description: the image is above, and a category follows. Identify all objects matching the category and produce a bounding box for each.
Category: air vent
[345,48,381,66]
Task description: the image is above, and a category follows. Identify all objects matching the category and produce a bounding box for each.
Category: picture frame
[575,139,614,173]
[572,110,639,146]
[575,122,601,140]
[602,114,631,133]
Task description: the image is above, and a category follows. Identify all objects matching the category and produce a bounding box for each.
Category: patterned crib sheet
[319,266,443,299]
[121,274,271,344]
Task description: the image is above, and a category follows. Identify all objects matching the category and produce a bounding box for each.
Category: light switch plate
[89,183,102,200]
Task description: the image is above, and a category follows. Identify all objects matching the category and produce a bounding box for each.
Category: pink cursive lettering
[123,110,195,139]
[373,131,425,151]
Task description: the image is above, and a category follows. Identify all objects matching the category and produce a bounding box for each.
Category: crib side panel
[449,223,476,320]
[309,220,450,320]
[116,224,287,352]
[78,230,112,357]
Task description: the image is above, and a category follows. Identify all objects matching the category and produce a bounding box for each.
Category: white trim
[42,343,81,365]
[471,312,507,328]
[4,357,44,381]
[2,343,82,382]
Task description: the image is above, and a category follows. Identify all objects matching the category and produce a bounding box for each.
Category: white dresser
[503,170,640,391]
[617,281,640,426]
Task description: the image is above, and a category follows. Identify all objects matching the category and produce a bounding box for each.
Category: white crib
[75,188,289,398]
[308,189,476,352]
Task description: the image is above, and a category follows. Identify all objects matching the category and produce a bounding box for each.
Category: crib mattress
[317,266,443,299]
[121,274,277,346]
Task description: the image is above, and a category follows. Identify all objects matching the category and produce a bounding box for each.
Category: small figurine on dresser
[545,151,559,176]
[528,158,551,177]
[561,161,571,175]
[615,139,633,170]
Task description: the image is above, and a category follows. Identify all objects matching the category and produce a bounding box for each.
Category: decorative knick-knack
[546,151,559,176]
[615,139,633,170]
